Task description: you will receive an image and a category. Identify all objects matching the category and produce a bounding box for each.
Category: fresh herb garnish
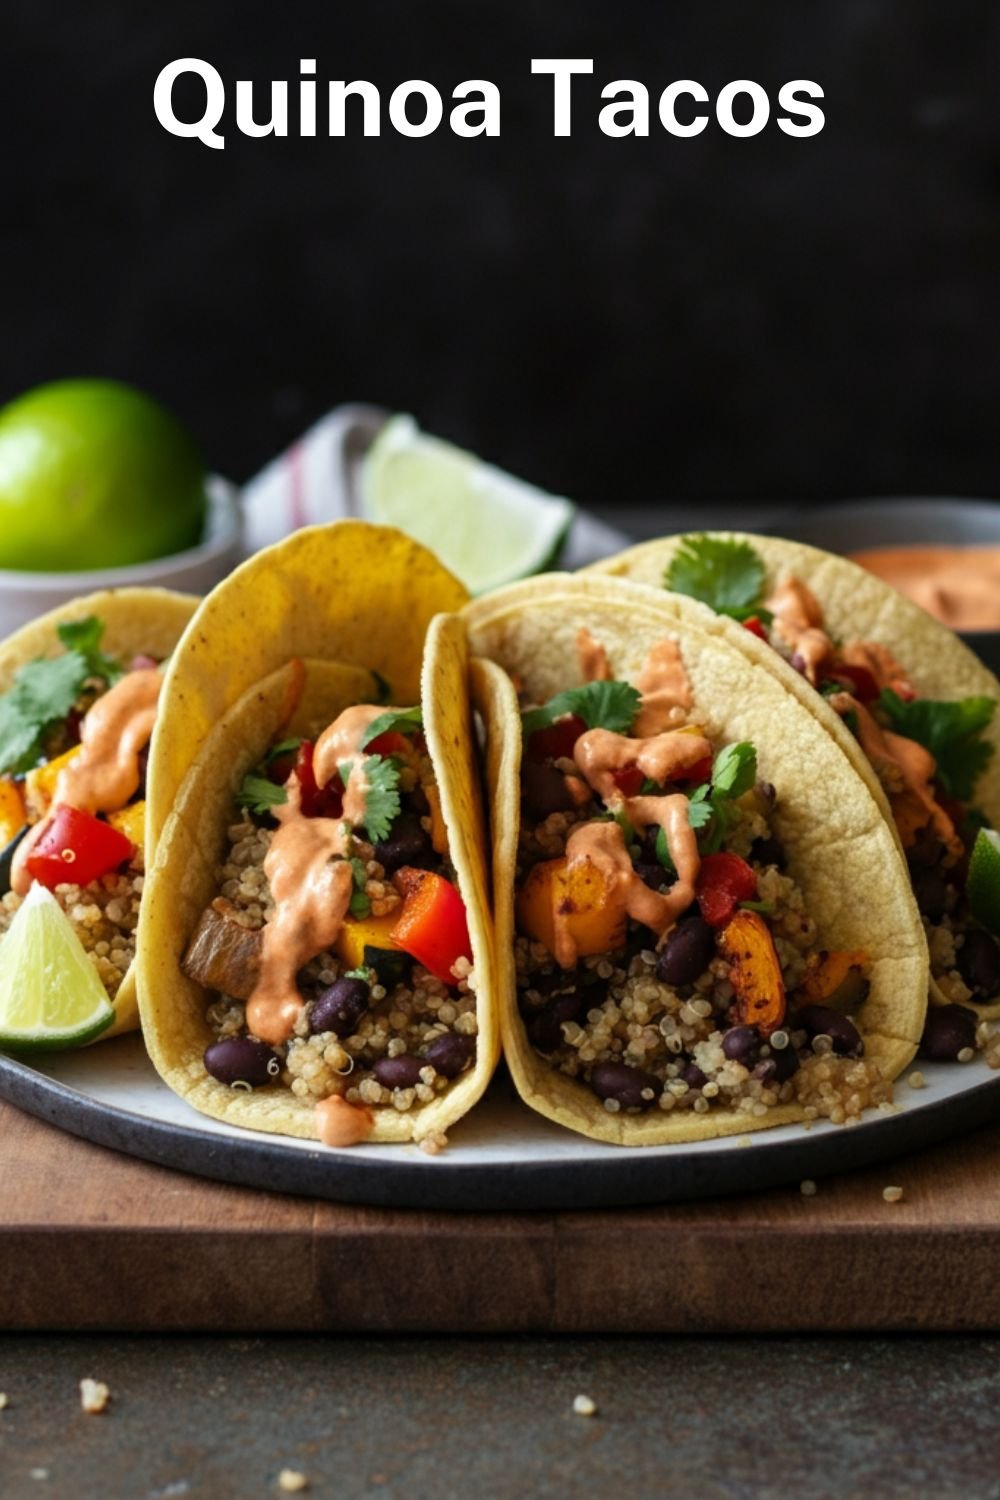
[686,741,758,852]
[0,616,125,775]
[665,535,766,620]
[710,742,758,800]
[56,616,124,686]
[739,899,776,915]
[359,705,422,749]
[262,737,301,765]
[349,856,372,918]
[344,964,377,983]
[236,775,289,815]
[521,680,641,740]
[339,753,402,844]
[878,690,996,802]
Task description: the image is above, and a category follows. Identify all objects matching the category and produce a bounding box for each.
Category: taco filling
[658,535,1000,1037]
[182,699,479,1148]
[513,630,889,1126]
[0,615,164,1003]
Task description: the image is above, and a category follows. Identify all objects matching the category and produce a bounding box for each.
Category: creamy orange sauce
[246,775,355,1046]
[312,704,391,788]
[838,640,914,698]
[766,575,834,683]
[315,1095,374,1147]
[577,627,612,682]
[851,546,1000,631]
[11,667,161,895]
[633,638,693,737]
[573,728,711,803]
[830,693,962,859]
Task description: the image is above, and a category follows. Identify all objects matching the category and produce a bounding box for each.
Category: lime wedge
[362,415,575,594]
[0,884,115,1051]
[966,827,1000,937]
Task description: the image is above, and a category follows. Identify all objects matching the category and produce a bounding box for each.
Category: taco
[464,573,927,1145]
[0,588,198,1039]
[589,533,1000,1039]
[138,522,498,1148]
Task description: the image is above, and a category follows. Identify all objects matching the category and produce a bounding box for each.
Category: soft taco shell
[588,533,1000,1016]
[0,587,198,1039]
[138,614,499,1145]
[464,573,928,1146]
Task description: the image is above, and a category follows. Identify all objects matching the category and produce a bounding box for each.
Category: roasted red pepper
[696,852,758,929]
[742,616,769,642]
[390,866,472,986]
[526,715,588,764]
[826,664,880,704]
[366,730,412,757]
[610,765,644,798]
[26,805,134,890]
[676,754,713,787]
[294,741,343,819]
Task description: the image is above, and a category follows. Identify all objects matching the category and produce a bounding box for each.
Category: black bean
[721,1024,760,1065]
[527,991,584,1052]
[796,1005,864,1057]
[590,1061,661,1111]
[425,1033,475,1078]
[656,916,716,987]
[907,826,946,870]
[919,1003,978,1061]
[754,1046,800,1083]
[634,861,668,891]
[373,1054,425,1090]
[750,835,786,870]
[912,866,948,923]
[374,813,432,874]
[204,1038,281,1088]
[521,762,576,821]
[957,930,1000,999]
[680,1061,707,1089]
[309,977,371,1038]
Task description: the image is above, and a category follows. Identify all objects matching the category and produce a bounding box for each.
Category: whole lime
[0,379,208,571]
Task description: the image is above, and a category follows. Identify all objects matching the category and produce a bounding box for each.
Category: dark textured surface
[1,1334,1000,1498]
[3,2,1000,504]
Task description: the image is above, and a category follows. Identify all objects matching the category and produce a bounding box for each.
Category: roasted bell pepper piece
[23,746,81,823]
[107,800,146,858]
[390,867,472,986]
[525,715,588,764]
[516,855,627,965]
[696,852,758,928]
[610,765,644,798]
[0,778,26,848]
[295,741,343,819]
[366,729,412,757]
[742,616,769,641]
[719,910,786,1036]
[26,805,134,890]
[336,911,399,972]
[801,949,869,1011]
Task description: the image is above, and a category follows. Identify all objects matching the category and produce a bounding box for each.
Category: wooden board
[3,1098,1000,1332]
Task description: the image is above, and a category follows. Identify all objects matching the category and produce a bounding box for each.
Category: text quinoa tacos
[589,534,1000,1044]
[138,522,499,1148]
[464,574,927,1146]
[0,588,198,1040]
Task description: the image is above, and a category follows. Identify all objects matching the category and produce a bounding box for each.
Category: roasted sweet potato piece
[517,855,627,966]
[719,909,786,1036]
[0,778,26,848]
[800,949,869,1012]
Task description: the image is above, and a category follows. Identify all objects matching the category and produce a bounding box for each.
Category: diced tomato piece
[675,754,713,787]
[610,765,644,798]
[827,664,880,703]
[366,730,411,757]
[389,866,472,986]
[742,616,769,641]
[26,805,134,890]
[295,741,343,818]
[696,852,758,929]
[526,715,588,764]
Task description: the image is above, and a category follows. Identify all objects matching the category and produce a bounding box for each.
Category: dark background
[4,0,999,506]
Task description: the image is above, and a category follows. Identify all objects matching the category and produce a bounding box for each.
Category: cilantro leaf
[878,690,996,802]
[359,705,422,749]
[339,754,402,844]
[263,737,301,765]
[686,797,714,832]
[521,680,641,740]
[236,775,288,815]
[0,649,92,775]
[655,826,676,872]
[665,535,766,616]
[349,856,372,918]
[710,742,758,800]
[56,616,124,685]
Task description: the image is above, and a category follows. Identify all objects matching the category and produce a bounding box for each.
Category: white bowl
[0,477,243,635]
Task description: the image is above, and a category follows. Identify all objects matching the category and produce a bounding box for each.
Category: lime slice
[0,884,115,1051]
[966,827,1000,937]
[362,415,575,594]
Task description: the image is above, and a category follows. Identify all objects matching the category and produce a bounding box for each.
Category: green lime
[362,415,575,594]
[0,884,115,1051]
[966,827,1000,936]
[0,378,207,571]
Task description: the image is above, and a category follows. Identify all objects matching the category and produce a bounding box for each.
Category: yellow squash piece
[516,855,626,964]
[107,801,146,859]
[24,745,80,822]
[335,911,399,970]
[0,778,26,846]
